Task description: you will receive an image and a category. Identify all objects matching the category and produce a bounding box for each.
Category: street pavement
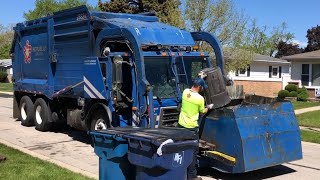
[1,95,320,180]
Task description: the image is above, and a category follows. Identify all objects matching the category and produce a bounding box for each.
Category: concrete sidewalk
[295,106,320,115]
[300,126,320,132]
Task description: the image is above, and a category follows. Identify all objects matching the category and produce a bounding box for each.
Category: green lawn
[0,144,93,180]
[292,101,320,110]
[0,83,13,92]
[296,110,320,128]
[301,130,320,144]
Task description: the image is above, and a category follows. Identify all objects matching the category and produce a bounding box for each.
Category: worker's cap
[193,78,208,89]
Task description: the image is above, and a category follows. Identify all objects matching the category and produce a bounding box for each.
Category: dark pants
[177,124,199,179]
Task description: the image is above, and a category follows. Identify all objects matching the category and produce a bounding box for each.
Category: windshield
[144,56,208,99]
[176,57,208,89]
[144,57,177,98]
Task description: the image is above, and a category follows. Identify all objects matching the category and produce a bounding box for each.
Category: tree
[242,21,294,57]
[274,41,303,58]
[24,0,94,21]
[0,24,14,59]
[267,22,294,56]
[241,20,269,55]
[184,0,251,72]
[305,25,320,52]
[98,0,185,28]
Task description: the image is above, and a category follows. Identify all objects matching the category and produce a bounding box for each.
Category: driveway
[0,95,320,179]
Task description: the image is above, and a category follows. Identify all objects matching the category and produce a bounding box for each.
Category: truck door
[110,55,135,126]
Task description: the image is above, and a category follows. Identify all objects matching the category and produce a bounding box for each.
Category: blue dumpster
[90,132,135,180]
[91,127,198,180]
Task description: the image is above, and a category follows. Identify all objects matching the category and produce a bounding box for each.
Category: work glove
[206,104,214,110]
[198,71,207,79]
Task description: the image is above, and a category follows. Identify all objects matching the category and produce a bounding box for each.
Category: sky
[234,0,320,47]
[1,0,319,48]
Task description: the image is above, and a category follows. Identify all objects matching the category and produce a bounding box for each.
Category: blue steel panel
[20,34,48,79]
[201,109,245,173]
[83,57,108,99]
[201,102,302,173]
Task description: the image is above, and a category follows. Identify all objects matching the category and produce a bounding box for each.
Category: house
[0,59,13,82]
[282,50,320,98]
[229,54,290,97]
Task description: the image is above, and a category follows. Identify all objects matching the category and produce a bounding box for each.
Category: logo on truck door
[23,40,32,64]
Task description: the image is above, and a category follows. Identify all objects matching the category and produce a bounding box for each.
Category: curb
[0,91,13,95]
[0,138,98,180]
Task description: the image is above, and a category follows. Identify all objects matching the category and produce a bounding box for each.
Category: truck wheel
[19,96,34,126]
[90,109,110,131]
[34,98,52,132]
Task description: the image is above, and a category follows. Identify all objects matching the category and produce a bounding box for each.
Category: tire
[90,109,110,131]
[19,96,34,127]
[34,98,52,132]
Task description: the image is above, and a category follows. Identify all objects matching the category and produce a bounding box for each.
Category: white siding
[291,62,302,82]
[229,61,290,82]
[290,61,320,88]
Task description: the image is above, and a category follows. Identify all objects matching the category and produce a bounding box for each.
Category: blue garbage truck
[11,6,302,173]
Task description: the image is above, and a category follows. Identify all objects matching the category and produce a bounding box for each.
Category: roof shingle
[282,50,320,60]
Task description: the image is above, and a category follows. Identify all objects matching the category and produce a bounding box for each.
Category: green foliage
[297,91,309,101]
[305,25,320,52]
[184,0,252,72]
[24,0,94,20]
[278,90,289,99]
[0,24,14,59]
[297,87,307,94]
[98,0,184,28]
[288,91,298,97]
[0,72,8,82]
[296,86,309,101]
[275,40,303,58]
[242,21,294,56]
[285,84,298,92]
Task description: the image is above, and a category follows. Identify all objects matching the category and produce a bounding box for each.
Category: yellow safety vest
[178,89,205,128]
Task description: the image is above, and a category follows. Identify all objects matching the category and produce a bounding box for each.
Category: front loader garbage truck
[11,6,302,173]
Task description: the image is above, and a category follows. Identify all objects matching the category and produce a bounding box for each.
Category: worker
[177,78,214,180]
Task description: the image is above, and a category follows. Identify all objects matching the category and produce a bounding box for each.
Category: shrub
[278,90,290,99]
[297,87,307,94]
[297,91,309,101]
[0,71,8,82]
[288,91,298,97]
[285,84,298,92]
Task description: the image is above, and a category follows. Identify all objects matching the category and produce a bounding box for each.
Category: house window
[312,64,320,86]
[269,66,281,78]
[272,66,278,77]
[301,64,309,86]
[239,69,246,75]
[236,66,250,77]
